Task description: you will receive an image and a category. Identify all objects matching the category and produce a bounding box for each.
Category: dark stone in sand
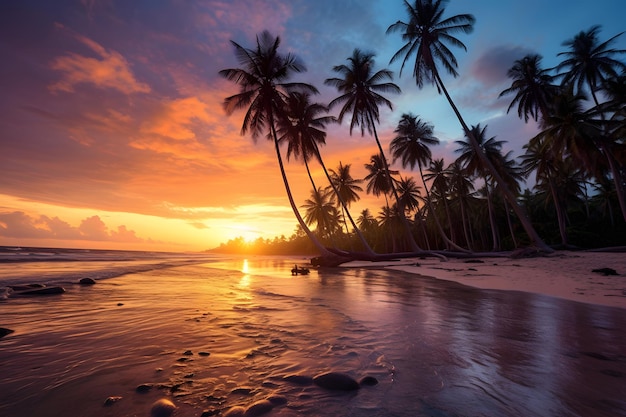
[283,374,314,386]
[359,376,379,386]
[592,267,619,276]
[231,387,253,395]
[117,303,124,306]
[183,350,193,355]
[200,409,219,417]
[103,396,122,406]
[79,277,96,285]
[464,259,485,263]
[198,351,211,356]
[267,395,288,405]
[244,399,274,416]
[14,286,65,296]
[0,327,14,338]
[136,383,153,393]
[223,406,246,417]
[313,372,360,391]
[150,398,176,417]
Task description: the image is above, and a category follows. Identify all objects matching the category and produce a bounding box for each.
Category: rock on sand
[150,398,176,417]
[0,327,14,338]
[313,372,360,391]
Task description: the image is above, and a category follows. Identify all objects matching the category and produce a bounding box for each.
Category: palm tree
[325,49,421,251]
[389,113,463,250]
[397,176,422,215]
[447,159,475,249]
[424,158,460,248]
[520,138,570,245]
[387,0,550,251]
[301,187,341,242]
[277,91,334,192]
[328,162,363,233]
[455,124,506,251]
[219,31,334,257]
[557,26,626,222]
[364,153,399,209]
[499,54,560,123]
[277,93,375,254]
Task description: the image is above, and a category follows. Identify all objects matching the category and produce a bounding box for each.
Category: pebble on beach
[150,398,176,417]
[79,277,96,285]
[103,396,122,406]
[313,372,360,391]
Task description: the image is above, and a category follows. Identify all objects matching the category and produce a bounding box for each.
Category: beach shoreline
[342,250,626,309]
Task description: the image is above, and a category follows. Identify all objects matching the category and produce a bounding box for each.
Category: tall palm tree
[219,31,332,256]
[520,138,569,245]
[424,158,460,248]
[325,49,421,251]
[557,26,626,222]
[387,0,550,251]
[455,124,506,251]
[499,54,560,123]
[447,159,475,249]
[277,93,375,254]
[389,113,464,250]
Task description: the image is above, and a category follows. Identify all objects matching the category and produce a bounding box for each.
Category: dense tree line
[218,0,625,257]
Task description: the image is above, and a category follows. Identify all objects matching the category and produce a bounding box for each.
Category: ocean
[0,247,625,416]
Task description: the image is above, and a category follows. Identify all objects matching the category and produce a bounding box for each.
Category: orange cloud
[141,96,211,141]
[50,32,150,94]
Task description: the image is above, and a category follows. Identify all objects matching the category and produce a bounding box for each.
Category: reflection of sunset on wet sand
[1,256,624,416]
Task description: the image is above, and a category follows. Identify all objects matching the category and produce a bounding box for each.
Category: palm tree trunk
[269,123,334,257]
[548,179,568,246]
[434,71,552,252]
[503,198,518,248]
[485,182,499,251]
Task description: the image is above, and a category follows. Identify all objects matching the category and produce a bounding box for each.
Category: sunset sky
[1,0,624,252]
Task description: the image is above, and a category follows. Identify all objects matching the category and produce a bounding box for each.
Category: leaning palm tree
[387,0,550,251]
[219,31,332,256]
[277,92,375,254]
[499,54,560,123]
[556,25,626,222]
[325,49,421,251]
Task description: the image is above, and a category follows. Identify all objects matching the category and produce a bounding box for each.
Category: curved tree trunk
[269,123,334,257]
[434,72,552,252]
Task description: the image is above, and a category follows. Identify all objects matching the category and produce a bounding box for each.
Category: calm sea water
[1,248,625,417]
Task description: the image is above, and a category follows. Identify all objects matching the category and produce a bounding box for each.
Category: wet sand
[1,255,625,416]
[375,250,626,309]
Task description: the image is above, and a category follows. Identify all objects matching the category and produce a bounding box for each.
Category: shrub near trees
[218,1,626,256]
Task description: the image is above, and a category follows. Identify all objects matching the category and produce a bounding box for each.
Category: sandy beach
[1,251,625,417]
[376,250,626,310]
